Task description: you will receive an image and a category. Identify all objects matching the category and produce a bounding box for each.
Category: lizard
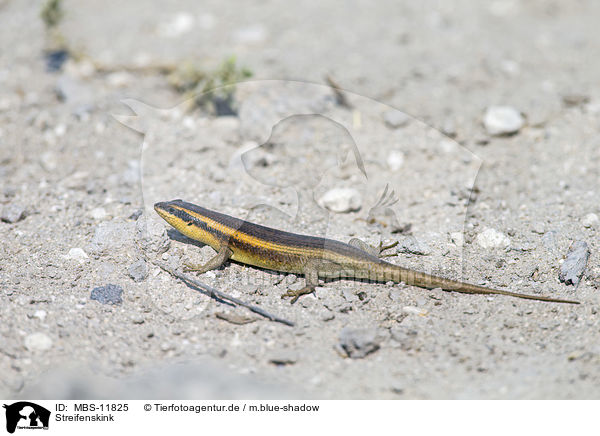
[154,199,579,305]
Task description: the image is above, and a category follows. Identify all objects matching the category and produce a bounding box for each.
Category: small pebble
[388,289,404,302]
[450,232,464,247]
[321,312,335,322]
[65,247,89,264]
[136,216,171,254]
[54,124,67,137]
[160,342,175,352]
[4,374,24,392]
[532,222,545,234]
[40,151,58,171]
[390,384,405,395]
[129,209,143,220]
[500,59,520,76]
[383,110,410,129]
[542,231,558,251]
[131,314,145,324]
[33,310,47,321]
[338,327,384,359]
[441,119,457,137]
[215,312,256,325]
[318,188,362,213]
[89,207,107,220]
[386,150,405,171]
[562,94,589,107]
[476,228,510,249]
[582,213,599,229]
[106,71,133,88]
[511,243,535,252]
[390,327,418,350]
[585,100,600,114]
[342,288,359,303]
[402,306,428,316]
[1,203,26,223]
[128,259,148,282]
[90,284,123,305]
[157,12,195,38]
[483,106,524,136]
[438,139,457,153]
[474,135,490,146]
[559,241,590,287]
[24,332,53,352]
[88,219,136,255]
[268,351,298,366]
[44,49,69,72]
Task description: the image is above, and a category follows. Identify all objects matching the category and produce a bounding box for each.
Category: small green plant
[168,56,252,115]
[40,0,64,28]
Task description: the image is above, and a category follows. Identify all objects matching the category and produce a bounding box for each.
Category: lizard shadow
[167,228,207,249]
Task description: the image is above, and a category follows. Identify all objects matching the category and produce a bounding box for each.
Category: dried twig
[151,260,295,327]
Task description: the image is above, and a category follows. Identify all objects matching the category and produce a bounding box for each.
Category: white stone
[439,139,457,153]
[318,188,362,213]
[33,310,47,321]
[583,213,599,228]
[54,124,67,137]
[383,110,410,128]
[483,106,524,136]
[500,59,520,76]
[89,207,107,220]
[158,12,195,38]
[65,247,89,264]
[450,232,464,247]
[106,71,133,88]
[387,150,405,171]
[402,306,428,316]
[40,151,58,171]
[585,100,600,114]
[24,332,52,352]
[476,228,510,249]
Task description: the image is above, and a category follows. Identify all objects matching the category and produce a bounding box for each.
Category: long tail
[379,263,580,304]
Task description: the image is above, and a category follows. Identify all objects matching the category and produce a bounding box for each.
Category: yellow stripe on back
[171,205,324,257]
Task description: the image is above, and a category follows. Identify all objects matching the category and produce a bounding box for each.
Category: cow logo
[3,402,50,433]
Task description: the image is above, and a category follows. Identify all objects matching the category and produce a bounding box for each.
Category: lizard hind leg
[348,238,398,258]
[281,265,319,304]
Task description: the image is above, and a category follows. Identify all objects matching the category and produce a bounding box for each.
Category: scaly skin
[154,199,579,305]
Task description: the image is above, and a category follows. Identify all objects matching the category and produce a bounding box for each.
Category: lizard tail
[382,264,580,304]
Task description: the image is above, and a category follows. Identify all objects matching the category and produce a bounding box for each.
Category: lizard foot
[378,240,398,258]
[183,261,211,274]
[348,238,398,258]
[281,286,316,304]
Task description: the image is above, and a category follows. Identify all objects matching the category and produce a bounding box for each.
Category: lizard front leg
[184,245,233,274]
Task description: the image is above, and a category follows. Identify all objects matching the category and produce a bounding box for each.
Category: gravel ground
[1,0,599,399]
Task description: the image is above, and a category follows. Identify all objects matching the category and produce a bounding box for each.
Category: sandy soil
[1,0,599,399]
